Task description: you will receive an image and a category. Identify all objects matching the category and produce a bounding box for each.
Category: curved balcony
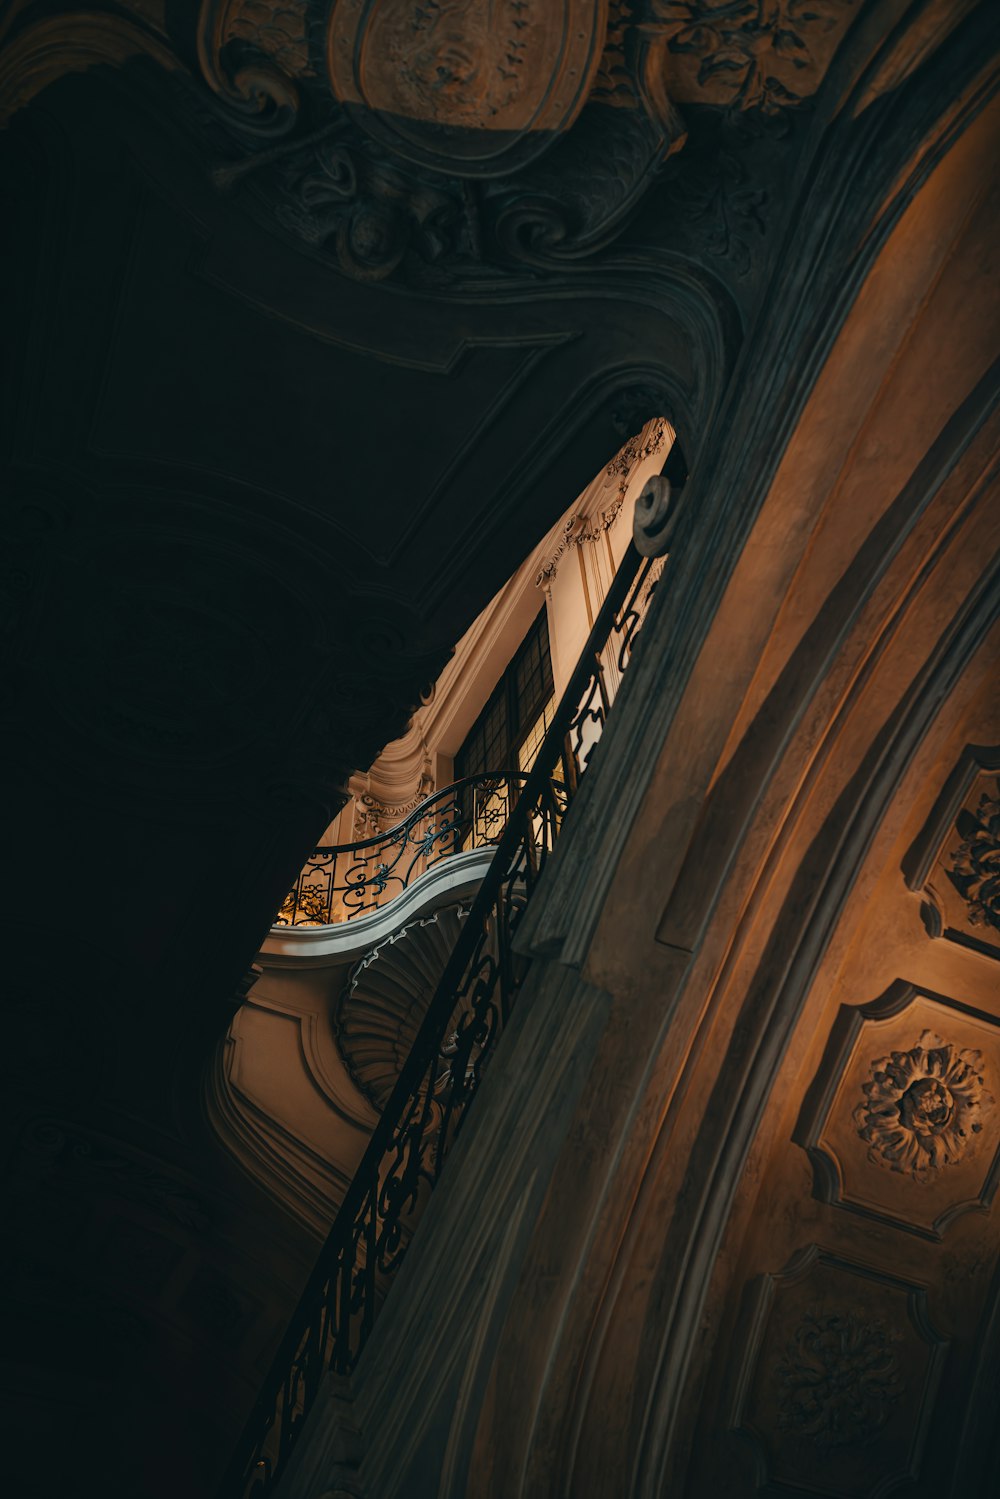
[226,527,671,1499]
[275,772,561,930]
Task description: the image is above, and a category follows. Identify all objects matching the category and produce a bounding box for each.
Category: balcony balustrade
[224,536,667,1499]
[275,773,541,929]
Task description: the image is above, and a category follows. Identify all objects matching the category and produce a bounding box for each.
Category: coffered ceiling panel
[728,1245,948,1498]
[795,982,1000,1241]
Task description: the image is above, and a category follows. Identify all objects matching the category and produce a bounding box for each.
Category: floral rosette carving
[949,779,1000,933]
[853,1030,991,1177]
[778,1310,903,1449]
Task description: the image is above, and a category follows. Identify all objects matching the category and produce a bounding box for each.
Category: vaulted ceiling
[0,2,993,1494]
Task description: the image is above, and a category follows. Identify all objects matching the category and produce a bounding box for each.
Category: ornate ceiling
[0,1,993,1495]
[0,0,868,283]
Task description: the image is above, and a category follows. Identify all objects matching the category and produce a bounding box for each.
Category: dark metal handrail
[274,773,535,927]
[223,541,662,1498]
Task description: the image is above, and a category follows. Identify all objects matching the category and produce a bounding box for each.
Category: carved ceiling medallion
[903,747,1000,963]
[199,0,689,282]
[853,1032,990,1178]
[795,984,1000,1241]
[730,1246,947,1498]
[328,0,607,175]
[949,778,1000,935]
[3,0,874,287]
[777,1309,904,1451]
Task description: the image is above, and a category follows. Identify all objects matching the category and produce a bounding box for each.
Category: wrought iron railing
[275,773,535,927]
[223,541,663,1499]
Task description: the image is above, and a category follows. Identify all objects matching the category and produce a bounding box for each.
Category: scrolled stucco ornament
[853,1030,991,1177]
[633,474,680,557]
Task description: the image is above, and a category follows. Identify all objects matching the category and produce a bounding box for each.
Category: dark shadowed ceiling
[0,1,992,1493]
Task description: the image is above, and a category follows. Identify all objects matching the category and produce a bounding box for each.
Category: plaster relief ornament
[948,778,1000,934]
[327,0,608,175]
[778,1310,903,1450]
[853,1031,991,1177]
[653,0,859,116]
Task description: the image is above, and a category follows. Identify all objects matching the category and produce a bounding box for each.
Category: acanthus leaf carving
[948,778,1000,934]
[795,983,1000,1241]
[650,0,860,116]
[201,0,691,282]
[730,1246,948,1496]
[325,0,609,177]
[659,107,787,279]
[223,0,314,80]
[777,1309,905,1449]
[0,0,858,288]
[853,1030,992,1178]
[904,750,1000,963]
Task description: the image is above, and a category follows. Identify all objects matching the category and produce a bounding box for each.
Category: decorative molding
[654,0,860,116]
[536,418,670,585]
[949,777,1000,935]
[660,107,784,280]
[206,1023,358,1238]
[223,0,313,80]
[0,0,938,302]
[265,1372,366,1499]
[729,1245,947,1498]
[197,0,689,283]
[795,982,1000,1241]
[0,14,182,127]
[903,745,1000,963]
[335,904,470,1111]
[352,780,434,843]
[853,1031,991,1178]
[777,1308,904,1450]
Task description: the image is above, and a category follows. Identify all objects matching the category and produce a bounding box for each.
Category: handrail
[222,540,664,1498]
[274,772,537,927]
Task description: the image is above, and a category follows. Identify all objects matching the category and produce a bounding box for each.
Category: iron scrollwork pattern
[223,539,665,1498]
[275,773,530,926]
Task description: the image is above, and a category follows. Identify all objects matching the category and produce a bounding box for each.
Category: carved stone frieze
[729,1246,947,1498]
[191,0,693,280]
[904,746,1000,963]
[795,983,1000,1240]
